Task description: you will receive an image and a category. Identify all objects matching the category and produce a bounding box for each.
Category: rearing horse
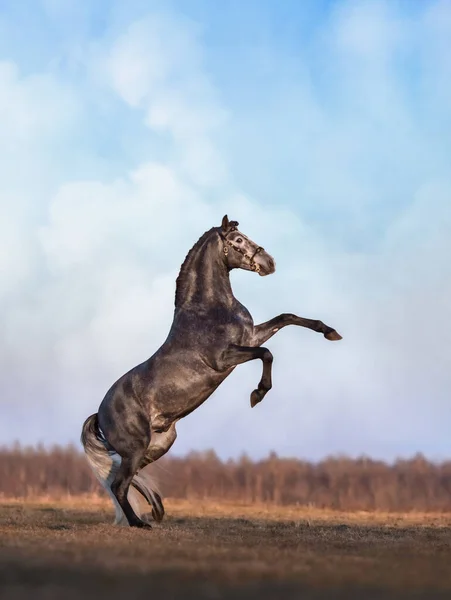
[81,215,342,528]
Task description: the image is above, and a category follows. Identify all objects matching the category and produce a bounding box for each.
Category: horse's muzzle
[258,255,276,276]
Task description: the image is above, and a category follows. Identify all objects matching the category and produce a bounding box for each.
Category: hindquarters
[81,413,164,526]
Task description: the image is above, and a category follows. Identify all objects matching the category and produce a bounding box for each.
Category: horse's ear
[221,215,229,231]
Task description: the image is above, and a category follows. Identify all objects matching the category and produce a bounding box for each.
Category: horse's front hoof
[325,330,342,341]
[250,389,263,408]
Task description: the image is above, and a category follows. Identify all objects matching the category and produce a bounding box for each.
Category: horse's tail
[81,413,113,482]
[81,413,164,525]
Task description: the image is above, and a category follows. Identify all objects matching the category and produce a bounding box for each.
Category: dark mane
[175,227,218,307]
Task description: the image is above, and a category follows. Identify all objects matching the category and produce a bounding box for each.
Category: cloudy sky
[1,0,450,461]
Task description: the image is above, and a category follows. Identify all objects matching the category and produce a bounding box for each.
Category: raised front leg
[252,313,342,347]
[220,345,273,407]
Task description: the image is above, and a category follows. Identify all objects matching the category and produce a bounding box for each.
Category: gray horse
[81,215,342,528]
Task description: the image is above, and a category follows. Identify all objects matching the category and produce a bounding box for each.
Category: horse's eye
[236,237,243,243]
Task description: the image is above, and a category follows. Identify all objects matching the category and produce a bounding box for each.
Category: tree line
[1,443,451,511]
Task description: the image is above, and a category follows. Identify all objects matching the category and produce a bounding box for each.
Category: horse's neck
[175,235,235,310]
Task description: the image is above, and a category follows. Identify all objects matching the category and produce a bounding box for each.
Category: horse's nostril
[267,258,275,269]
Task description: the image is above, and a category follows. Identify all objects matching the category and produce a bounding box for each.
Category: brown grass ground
[1,497,451,599]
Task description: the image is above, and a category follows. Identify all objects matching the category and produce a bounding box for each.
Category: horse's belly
[148,364,232,431]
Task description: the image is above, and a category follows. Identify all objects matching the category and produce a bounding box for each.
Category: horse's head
[219,215,276,276]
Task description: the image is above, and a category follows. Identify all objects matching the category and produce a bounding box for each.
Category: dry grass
[1,497,451,599]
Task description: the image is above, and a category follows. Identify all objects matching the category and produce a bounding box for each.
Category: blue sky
[1,0,450,461]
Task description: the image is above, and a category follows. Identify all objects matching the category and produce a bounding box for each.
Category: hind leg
[98,395,152,528]
[134,423,178,523]
[101,454,129,526]
[132,476,165,523]
[111,451,151,528]
[102,460,153,526]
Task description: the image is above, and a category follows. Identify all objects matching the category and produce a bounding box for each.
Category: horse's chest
[223,308,254,345]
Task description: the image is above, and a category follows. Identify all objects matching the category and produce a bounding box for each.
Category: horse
[81,215,342,528]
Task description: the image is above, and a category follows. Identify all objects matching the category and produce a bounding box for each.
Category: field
[1,498,451,599]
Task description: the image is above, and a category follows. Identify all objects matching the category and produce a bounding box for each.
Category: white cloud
[0,61,78,145]
[102,15,228,186]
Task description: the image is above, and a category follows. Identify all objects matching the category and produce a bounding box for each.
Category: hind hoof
[151,493,165,523]
[141,513,154,525]
[131,519,152,529]
[325,330,342,341]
